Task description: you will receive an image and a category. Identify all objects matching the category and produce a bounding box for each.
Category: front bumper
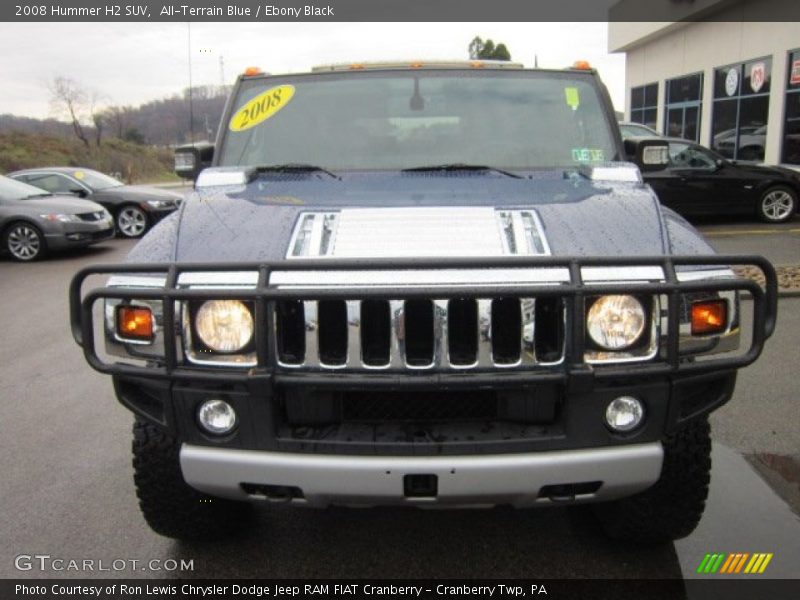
[45,223,115,249]
[180,442,664,508]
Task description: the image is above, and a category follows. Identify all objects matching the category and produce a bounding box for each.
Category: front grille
[275,297,565,370]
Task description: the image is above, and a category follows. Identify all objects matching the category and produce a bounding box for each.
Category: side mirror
[70,189,88,198]
[174,142,214,181]
[715,158,725,169]
[624,137,670,173]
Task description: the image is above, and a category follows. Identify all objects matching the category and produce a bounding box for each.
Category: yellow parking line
[703,228,800,237]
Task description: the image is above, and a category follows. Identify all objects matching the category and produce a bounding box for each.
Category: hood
[162,172,669,263]
[11,195,105,214]
[102,185,184,202]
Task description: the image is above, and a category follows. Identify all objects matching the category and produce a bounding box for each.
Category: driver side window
[668,143,715,170]
[684,145,716,169]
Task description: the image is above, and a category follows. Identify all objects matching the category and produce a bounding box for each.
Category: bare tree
[49,77,91,147]
[49,77,108,147]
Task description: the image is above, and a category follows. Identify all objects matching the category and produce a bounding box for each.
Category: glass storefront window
[711,58,771,161]
[664,73,703,141]
[782,49,800,165]
[630,82,658,131]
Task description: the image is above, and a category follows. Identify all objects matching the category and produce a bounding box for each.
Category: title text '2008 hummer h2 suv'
[70,60,777,543]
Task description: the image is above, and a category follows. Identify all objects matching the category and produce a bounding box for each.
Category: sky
[0,22,626,120]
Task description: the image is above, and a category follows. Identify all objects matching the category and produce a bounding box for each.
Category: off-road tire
[132,419,252,541]
[594,417,711,544]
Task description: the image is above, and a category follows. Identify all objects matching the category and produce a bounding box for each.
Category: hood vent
[286,207,550,259]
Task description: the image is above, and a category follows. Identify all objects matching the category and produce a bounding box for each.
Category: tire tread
[132,419,251,541]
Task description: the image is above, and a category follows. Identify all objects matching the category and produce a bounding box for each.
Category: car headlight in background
[40,213,82,223]
[194,300,254,353]
[145,199,175,209]
[586,295,646,350]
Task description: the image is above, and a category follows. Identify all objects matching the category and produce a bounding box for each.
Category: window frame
[630,82,659,131]
[663,72,704,142]
[711,56,773,162]
[781,48,800,165]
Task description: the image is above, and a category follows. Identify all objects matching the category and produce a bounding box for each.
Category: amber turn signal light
[691,300,727,336]
[117,306,154,341]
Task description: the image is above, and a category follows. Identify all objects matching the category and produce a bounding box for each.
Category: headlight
[146,199,174,209]
[40,213,81,223]
[195,300,254,353]
[586,295,646,350]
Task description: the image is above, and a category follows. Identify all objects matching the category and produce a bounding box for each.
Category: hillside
[0,132,178,183]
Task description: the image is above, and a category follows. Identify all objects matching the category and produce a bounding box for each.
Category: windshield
[0,176,51,201]
[218,70,618,171]
[74,169,123,190]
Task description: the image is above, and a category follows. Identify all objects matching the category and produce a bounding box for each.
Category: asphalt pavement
[0,223,798,587]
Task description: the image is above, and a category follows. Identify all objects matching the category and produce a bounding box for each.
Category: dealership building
[609,0,800,167]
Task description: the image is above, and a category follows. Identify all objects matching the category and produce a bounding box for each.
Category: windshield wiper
[402,163,523,179]
[255,163,340,180]
[24,193,52,199]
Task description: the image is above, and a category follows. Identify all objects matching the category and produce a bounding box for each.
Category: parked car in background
[0,175,114,261]
[619,121,660,140]
[7,167,183,238]
[639,138,800,223]
[712,125,766,162]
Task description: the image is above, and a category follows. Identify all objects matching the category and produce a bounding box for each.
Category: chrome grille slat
[388,300,405,369]
[346,300,361,368]
[433,299,448,369]
[521,298,537,366]
[477,299,494,368]
[303,301,320,368]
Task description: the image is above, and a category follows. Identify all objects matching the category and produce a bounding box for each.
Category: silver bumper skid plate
[180,442,664,508]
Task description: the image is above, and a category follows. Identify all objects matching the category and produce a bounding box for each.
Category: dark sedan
[7,167,183,238]
[0,175,114,261]
[639,138,800,223]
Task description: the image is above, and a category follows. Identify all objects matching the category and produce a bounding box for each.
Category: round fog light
[197,399,237,435]
[605,396,644,433]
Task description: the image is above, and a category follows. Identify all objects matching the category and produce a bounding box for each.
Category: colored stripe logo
[696,553,773,574]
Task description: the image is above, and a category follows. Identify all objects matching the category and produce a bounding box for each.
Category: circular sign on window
[725,68,739,97]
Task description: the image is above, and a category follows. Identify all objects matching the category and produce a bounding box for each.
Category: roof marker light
[243,66,263,76]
